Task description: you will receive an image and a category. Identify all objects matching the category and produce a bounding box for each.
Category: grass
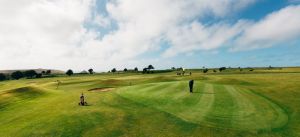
[0,68,300,136]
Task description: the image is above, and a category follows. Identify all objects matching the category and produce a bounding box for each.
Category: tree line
[109,65,155,74]
[0,70,52,81]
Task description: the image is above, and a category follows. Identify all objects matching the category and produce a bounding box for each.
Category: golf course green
[1,68,300,137]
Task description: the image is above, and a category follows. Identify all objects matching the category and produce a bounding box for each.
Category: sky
[0,0,300,72]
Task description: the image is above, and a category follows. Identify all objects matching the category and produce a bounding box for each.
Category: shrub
[88,68,94,74]
[66,69,74,76]
[11,71,24,80]
[24,70,37,78]
[111,68,117,73]
[0,73,6,81]
[219,67,226,72]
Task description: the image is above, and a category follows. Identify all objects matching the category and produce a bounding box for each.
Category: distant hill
[0,69,65,74]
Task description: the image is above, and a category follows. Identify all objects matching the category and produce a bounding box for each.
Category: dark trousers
[189,86,193,93]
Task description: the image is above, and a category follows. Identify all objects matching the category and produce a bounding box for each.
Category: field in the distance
[1,68,300,137]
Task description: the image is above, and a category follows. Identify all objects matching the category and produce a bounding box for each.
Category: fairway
[1,71,300,137]
[117,81,288,131]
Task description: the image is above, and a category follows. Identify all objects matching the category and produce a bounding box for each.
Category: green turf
[1,69,300,136]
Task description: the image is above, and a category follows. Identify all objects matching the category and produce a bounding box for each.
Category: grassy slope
[0,69,300,137]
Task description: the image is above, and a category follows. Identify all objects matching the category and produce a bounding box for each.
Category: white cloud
[97,0,257,59]
[4,0,299,71]
[163,20,251,57]
[232,5,300,51]
[0,0,95,70]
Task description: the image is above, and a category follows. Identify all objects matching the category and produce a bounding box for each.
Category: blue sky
[0,0,300,71]
[83,0,300,69]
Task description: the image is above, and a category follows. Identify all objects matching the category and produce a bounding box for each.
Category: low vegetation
[0,67,300,136]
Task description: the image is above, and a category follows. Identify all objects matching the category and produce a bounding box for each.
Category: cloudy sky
[0,0,300,72]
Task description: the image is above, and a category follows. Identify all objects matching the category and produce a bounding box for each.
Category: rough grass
[0,68,300,137]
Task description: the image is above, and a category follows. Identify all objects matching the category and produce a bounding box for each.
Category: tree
[0,73,6,81]
[124,68,128,72]
[66,69,74,76]
[203,68,209,73]
[171,67,176,70]
[213,70,217,73]
[88,68,94,74]
[11,71,24,80]
[111,68,117,73]
[142,68,148,74]
[46,70,51,75]
[24,70,37,78]
[148,65,154,70]
[219,67,226,72]
[134,67,138,72]
[268,65,272,70]
[41,71,46,74]
[36,73,42,78]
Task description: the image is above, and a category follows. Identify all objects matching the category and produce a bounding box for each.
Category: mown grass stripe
[225,86,258,130]
[203,84,236,128]
[177,83,215,123]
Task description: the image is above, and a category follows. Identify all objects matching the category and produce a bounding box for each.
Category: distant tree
[46,70,51,75]
[24,70,37,78]
[111,68,117,73]
[148,65,154,70]
[238,67,242,71]
[11,71,24,80]
[268,65,272,70]
[36,73,42,78]
[88,68,94,74]
[203,68,209,73]
[171,67,176,70]
[219,67,226,72]
[142,68,148,74]
[66,69,74,76]
[124,68,128,72]
[41,71,46,74]
[249,69,254,71]
[134,67,138,72]
[213,70,217,73]
[0,73,6,81]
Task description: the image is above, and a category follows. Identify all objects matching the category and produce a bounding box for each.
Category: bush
[219,67,226,72]
[24,70,37,78]
[111,68,117,73]
[142,68,148,74]
[46,70,51,74]
[11,71,24,80]
[88,69,94,74]
[66,69,74,76]
[0,73,6,81]
[134,67,138,72]
[203,68,209,73]
[36,73,42,78]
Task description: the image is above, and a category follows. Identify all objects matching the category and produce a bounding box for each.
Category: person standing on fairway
[189,80,194,93]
